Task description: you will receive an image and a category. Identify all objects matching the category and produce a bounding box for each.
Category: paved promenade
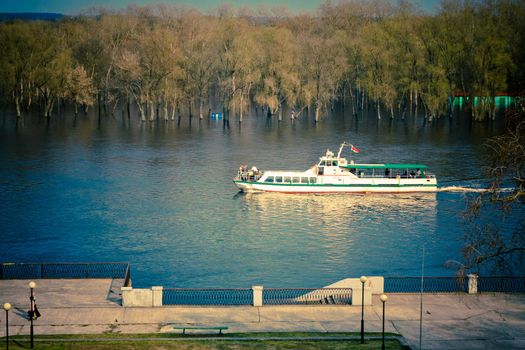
[1,279,525,349]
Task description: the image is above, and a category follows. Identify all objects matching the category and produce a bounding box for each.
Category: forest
[0,0,523,122]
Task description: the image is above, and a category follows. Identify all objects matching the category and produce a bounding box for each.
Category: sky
[0,0,441,15]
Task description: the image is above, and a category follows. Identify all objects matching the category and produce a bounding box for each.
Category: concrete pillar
[121,286,133,307]
[468,274,478,294]
[252,285,263,307]
[152,286,163,306]
[352,286,372,306]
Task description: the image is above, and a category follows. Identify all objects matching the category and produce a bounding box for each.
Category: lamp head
[380,294,388,303]
[360,276,368,284]
[29,281,36,289]
[3,302,11,311]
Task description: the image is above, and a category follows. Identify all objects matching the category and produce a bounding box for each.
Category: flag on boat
[351,145,360,153]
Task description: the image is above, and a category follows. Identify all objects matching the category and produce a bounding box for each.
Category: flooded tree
[0,0,522,121]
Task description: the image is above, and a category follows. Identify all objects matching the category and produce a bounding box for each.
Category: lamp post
[3,302,11,350]
[359,275,367,344]
[29,281,36,348]
[380,294,388,350]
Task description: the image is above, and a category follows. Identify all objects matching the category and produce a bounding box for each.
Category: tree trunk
[199,95,204,120]
[315,103,321,123]
[150,100,156,122]
[231,75,236,120]
[45,97,54,118]
[239,93,244,123]
[26,86,32,111]
[15,95,21,118]
[177,104,181,126]
[278,103,282,121]
[139,107,146,122]
[163,101,169,121]
[376,100,381,120]
[138,101,146,122]
[414,90,418,113]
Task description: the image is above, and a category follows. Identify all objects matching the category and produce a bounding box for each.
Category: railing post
[252,285,263,307]
[152,286,163,306]
[468,274,478,294]
[121,286,132,307]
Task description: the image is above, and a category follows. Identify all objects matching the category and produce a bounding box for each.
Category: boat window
[292,177,300,183]
[349,168,356,175]
[275,176,283,183]
[332,161,338,166]
[283,176,291,183]
[300,177,309,184]
[356,169,367,177]
[309,177,317,184]
[265,176,274,183]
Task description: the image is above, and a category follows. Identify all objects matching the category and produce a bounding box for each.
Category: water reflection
[239,192,437,225]
[227,192,440,286]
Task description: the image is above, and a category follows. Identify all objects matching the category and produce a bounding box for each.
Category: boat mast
[337,142,351,159]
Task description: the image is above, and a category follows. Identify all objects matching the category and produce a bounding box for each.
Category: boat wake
[438,186,487,193]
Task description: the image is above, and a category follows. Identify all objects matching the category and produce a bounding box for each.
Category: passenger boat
[233,142,437,193]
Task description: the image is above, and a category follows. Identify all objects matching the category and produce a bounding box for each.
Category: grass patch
[3,332,408,349]
[8,332,399,339]
[6,339,407,350]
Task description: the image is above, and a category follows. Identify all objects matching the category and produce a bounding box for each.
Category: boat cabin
[339,164,429,178]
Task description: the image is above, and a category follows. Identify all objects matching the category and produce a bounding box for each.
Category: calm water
[0,107,515,287]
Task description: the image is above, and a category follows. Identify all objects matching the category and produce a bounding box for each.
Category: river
[0,106,516,287]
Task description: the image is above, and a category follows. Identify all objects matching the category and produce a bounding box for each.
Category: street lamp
[360,275,367,344]
[29,281,36,348]
[3,303,11,350]
[380,294,388,350]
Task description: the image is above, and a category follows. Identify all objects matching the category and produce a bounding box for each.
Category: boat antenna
[337,142,351,159]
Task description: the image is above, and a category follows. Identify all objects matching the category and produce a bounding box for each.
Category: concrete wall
[323,276,384,306]
[121,286,163,307]
[324,276,384,294]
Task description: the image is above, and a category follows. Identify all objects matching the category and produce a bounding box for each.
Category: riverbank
[1,279,525,349]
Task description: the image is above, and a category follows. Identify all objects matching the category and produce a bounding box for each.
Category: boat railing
[237,170,262,182]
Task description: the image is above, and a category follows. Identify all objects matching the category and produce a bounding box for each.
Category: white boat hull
[234,179,438,193]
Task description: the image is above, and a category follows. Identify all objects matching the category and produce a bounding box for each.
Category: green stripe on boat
[340,164,428,170]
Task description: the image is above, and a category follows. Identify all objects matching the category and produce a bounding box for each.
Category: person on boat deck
[410,170,416,178]
[239,164,247,180]
[250,165,259,180]
[416,168,421,177]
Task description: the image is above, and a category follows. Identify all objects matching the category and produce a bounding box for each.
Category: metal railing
[384,277,468,293]
[478,276,525,293]
[0,262,130,281]
[163,288,253,305]
[263,288,352,305]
